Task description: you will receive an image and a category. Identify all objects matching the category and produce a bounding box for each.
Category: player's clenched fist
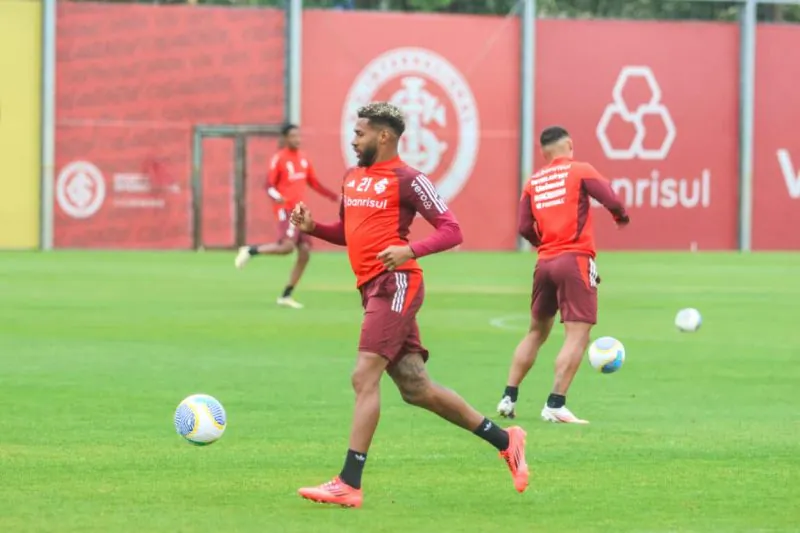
[615,214,631,229]
[291,202,315,232]
[377,245,415,271]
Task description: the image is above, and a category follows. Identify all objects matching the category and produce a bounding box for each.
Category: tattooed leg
[387,353,485,431]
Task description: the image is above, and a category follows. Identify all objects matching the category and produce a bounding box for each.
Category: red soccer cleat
[297,476,363,508]
[500,426,530,493]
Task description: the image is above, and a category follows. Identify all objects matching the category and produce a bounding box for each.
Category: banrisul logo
[595,65,710,209]
[605,170,710,208]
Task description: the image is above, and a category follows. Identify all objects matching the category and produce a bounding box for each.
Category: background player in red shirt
[234,124,338,309]
[497,126,630,424]
[290,102,529,508]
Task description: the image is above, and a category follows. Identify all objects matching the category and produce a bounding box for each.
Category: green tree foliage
[537,0,740,21]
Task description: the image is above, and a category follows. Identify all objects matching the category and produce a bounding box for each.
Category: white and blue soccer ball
[675,308,702,332]
[588,336,626,374]
[174,394,227,446]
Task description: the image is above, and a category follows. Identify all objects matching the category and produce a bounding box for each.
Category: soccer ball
[674,308,702,332]
[174,394,227,446]
[587,336,626,374]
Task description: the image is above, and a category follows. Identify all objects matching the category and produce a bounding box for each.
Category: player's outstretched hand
[615,214,630,229]
[291,202,315,233]
[377,245,415,271]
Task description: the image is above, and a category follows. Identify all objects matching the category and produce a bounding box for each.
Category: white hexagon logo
[596,66,676,160]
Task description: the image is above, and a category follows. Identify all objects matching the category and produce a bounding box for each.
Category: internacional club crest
[341,47,480,203]
[56,160,106,219]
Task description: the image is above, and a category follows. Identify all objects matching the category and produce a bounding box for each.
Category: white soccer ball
[588,336,626,374]
[674,308,702,332]
[174,394,227,446]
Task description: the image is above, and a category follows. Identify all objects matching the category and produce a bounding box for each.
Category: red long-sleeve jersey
[519,156,629,259]
[309,157,462,287]
[267,148,337,217]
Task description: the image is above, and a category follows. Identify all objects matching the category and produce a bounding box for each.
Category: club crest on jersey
[373,178,388,194]
[340,47,479,204]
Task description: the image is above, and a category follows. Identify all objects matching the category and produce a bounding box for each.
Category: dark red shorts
[276,209,311,247]
[358,270,428,364]
[531,253,598,324]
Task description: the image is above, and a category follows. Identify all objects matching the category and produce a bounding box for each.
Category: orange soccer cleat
[297,477,363,508]
[500,426,530,493]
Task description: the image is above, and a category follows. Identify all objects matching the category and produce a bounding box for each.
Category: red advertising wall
[55,3,284,248]
[536,19,740,251]
[301,10,520,250]
[753,25,800,250]
[54,6,797,251]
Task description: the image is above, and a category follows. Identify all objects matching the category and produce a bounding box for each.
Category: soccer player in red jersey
[290,102,529,508]
[234,124,338,309]
[497,126,630,424]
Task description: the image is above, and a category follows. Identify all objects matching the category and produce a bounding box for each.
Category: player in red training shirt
[496,126,630,424]
[234,123,338,309]
[290,102,529,508]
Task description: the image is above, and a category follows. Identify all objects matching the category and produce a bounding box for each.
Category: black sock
[547,393,566,409]
[473,417,510,452]
[503,386,519,402]
[339,449,367,489]
[248,246,259,256]
[282,285,294,298]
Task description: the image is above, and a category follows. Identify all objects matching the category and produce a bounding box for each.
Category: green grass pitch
[1,250,799,532]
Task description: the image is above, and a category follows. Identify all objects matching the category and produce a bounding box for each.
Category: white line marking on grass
[305,284,528,295]
[488,315,529,332]
[487,314,792,350]
[489,314,678,342]
[304,283,800,297]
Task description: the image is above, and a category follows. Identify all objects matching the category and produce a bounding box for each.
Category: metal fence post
[285,0,302,125]
[40,0,56,250]
[518,0,535,252]
[738,0,757,252]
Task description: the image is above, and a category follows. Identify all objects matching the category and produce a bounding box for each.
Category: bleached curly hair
[357,102,406,137]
